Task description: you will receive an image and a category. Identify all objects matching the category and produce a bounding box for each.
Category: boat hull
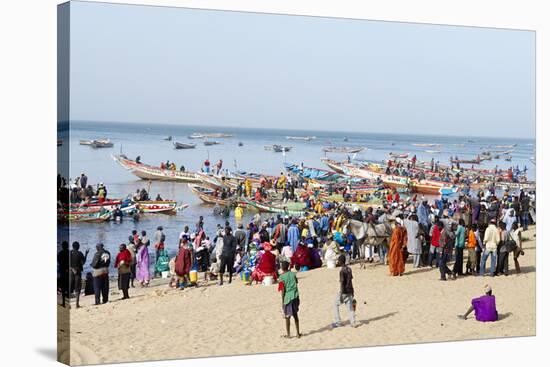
[112,155,201,183]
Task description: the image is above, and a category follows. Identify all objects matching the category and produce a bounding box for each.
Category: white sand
[62,227,536,365]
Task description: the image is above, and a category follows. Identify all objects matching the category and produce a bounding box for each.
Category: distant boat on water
[389,152,409,159]
[190,132,234,139]
[174,142,196,149]
[204,140,221,146]
[80,139,113,148]
[273,145,292,153]
[286,136,316,141]
[164,136,172,141]
[266,144,292,152]
[412,143,441,147]
[323,146,364,154]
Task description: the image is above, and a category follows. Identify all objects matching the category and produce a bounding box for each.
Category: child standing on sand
[333,254,357,328]
[278,261,301,338]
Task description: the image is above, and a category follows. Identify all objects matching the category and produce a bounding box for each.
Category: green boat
[239,197,308,217]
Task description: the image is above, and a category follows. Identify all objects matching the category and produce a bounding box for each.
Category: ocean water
[58,121,535,271]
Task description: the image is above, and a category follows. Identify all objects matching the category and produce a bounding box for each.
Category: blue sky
[68,1,535,138]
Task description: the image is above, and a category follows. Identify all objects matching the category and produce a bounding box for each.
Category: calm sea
[58,121,535,271]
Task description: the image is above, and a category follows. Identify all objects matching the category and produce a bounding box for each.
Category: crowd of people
[58,184,533,332]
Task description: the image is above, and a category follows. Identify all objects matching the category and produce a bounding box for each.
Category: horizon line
[65,119,536,141]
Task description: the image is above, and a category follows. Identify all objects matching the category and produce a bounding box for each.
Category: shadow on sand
[302,311,399,337]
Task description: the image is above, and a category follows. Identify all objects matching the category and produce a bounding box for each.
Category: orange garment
[466,229,477,249]
[388,225,407,276]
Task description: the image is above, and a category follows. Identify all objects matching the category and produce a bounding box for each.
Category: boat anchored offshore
[286,136,316,141]
[323,147,364,154]
[174,142,196,149]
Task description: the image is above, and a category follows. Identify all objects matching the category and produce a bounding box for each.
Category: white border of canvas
[0,0,547,366]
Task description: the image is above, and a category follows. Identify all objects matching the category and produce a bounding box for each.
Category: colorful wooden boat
[239,197,307,216]
[136,200,178,213]
[112,155,201,183]
[58,208,111,223]
[188,184,234,206]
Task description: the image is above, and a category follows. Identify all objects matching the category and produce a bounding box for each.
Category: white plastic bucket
[262,276,274,286]
[161,271,169,279]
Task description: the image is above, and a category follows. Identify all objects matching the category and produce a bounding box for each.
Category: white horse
[341,218,393,267]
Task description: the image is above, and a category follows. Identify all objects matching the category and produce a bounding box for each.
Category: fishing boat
[504,156,512,162]
[389,152,409,159]
[412,143,441,147]
[286,136,316,141]
[451,157,481,164]
[58,208,111,223]
[164,136,172,141]
[272,145,292,153]
[112,155,201,183]
[494,144,517,149]
[239,197,307,216]
[188,133,204,139]
[136,200,178,213]
[285,163,344,182]
[479,152,492,161]
[323,147,364,154]
[343,165,457,196]
[188,184,234,206]
[174,142,196,149]
[91,139,114,148]
[320,158,350,174]
[238,142,244,147]
[194,172,228,189]
[425,150,441,154]
[203,133,234,138]
[204,140,221,146]
[79,139,94,145]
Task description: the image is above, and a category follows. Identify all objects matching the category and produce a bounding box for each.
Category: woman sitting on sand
[251,243,278,283]
[307,242,322,269]
[291,242,312,271]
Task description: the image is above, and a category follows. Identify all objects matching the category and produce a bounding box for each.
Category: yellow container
[189,270,198,283]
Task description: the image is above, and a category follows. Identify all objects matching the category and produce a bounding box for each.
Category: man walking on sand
[333,254,357,328]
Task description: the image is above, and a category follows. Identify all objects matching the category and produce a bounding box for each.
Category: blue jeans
[480,249,497,276]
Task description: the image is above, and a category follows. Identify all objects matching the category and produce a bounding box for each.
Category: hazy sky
[68,1,535,138]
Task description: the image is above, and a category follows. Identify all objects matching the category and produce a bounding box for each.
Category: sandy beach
[61,226,536,365]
